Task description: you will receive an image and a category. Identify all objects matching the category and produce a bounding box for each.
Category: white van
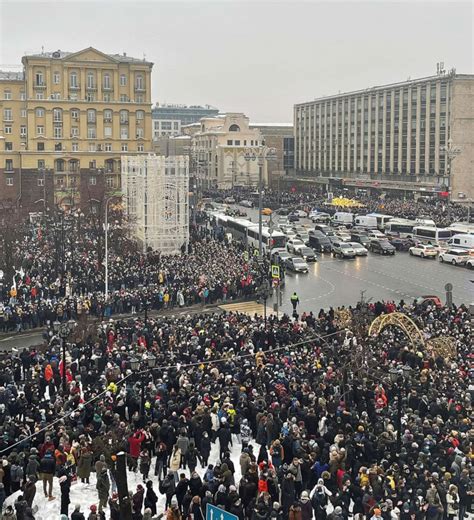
[354,215,378,229]
[332,212,354,227]
[448,234,474,251]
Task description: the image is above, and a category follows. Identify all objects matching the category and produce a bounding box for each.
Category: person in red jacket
[128,430,146,472]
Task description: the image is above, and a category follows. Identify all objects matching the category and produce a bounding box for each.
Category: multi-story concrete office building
[294,71,473,200]
[0,47,153,215]
[152,104,219,139]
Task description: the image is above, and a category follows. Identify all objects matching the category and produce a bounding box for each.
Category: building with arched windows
[0,47,153,216]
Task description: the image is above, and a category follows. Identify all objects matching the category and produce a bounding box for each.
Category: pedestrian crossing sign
[271,265,280,279]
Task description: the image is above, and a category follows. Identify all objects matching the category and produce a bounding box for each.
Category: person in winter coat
[128,430,146,472]
[189,471,203,497]
[160,472,176,509]
[77,448,93,484]
[96,466,110,513]
[230,498,245,520]
[299,491,312,520]
[169,445,182,481]
[133,484,145,516]
[0,483,5,511]
[1,505,16,520]
[270,439,284,469]
[144,480,158,516]
[10,462,23,492]
[176,473,189,513]
[200,432,211,467]
[177,431,190,469]
[189,495,205,520]
[289,503,303,520]
[240,419,252,447]
[25,454,40,480]
[166,497,182,520]
[281,473,296,517]
[186,442,203,475]
[139,449,151,482]
[155,442,168,481]
[39,450,55,500]
[59,470,71,517]
[14,495,28,520]
[240,449,251,477]
[446,484,459,520]
[71,504,86,520]
[218,419,232,459]
[87,504,99,520]
[214,484,229,510]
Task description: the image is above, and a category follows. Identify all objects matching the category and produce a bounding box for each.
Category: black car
[308,231,332,252]
[370,240,396,255]
[350,232,371,248]
[288,213,300,222]
[389,237,415,251]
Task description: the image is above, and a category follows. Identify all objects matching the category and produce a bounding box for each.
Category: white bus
[366,213,393,231]
[354,215,378,229]
[384,219,417,238]
[449,223,474,236]
[247,226,287,252]
[413,226,452,245]
[225,217,255,241]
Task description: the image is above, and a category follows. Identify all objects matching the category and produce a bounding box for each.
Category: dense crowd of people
[0,295,470,519]
[0,215,262,333]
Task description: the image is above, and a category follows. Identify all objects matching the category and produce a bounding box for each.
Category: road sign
[271,265,280,279]
[444,283,453,291]
[207,504,239,520]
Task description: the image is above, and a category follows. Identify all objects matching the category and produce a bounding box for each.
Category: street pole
[258,159,263,257]
[62,337,67,393]
[115,452,132,520]
[141,376,145,422]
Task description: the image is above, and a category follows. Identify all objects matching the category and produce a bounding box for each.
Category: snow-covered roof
[0,70,24,81]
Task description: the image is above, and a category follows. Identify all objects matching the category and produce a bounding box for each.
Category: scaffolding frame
[122,154,189,254]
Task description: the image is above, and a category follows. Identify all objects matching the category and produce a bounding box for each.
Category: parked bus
[247,226,287,252]
[413,226,452,245]
[225,217,255,242]
[384,219,417,238]
[448,223,474,236]
[366,213,393,231]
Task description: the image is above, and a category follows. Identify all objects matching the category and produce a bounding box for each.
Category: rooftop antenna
[41,45,44,55]
[143,53,146,61]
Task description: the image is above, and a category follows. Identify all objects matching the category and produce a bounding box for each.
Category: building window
[120,74,127,86]
[38,160,45,168]
[104,126,112,137]
[103,73,111,89]
[120,128,129,139]
[55,143,62,151]
[20,125,26,137]
[54,126,62,139]
[136,95,144,103]
[136,128,144,138]
[3,90,11,100]
[72,142,79,152]
[36,93,44,100]
[235,140,240,146]
[53,71,60,84]
[51,92,60,100]
[3,108,12,121]
[56,178,64,187]
[38,178,45,187]
[71,108,79,120]
[229,124,240,132]
[104,109,113,122]
[138,144,144,152]
[103,93,111,102]
[5,159,13,171]
[87,71,95,88]
[55,159,65,171]
[89,143,96,152]
[70,72,78,88]
[120,95,128,102]
[5,142,12,151]
[136,110,144,120]
[121,143,128,152]
[36,107,45,117]
[21,109,26,118]
[105,143,112,151]
[106,177,115,188]
[173,122,179,130]
[135,74,144,90]
[89,176,97,186]
[86,93,95,102]
[53,108,62,122]
[71,127,79,137]
[4,126,12,134]
[87,128,96,139]
[20,91,25,100]
[87,109,96,123]
[6,177,13,186]
[37,142,44,151]
[119,110,129,124]
[35,71,44,86]
[227,140,233,145]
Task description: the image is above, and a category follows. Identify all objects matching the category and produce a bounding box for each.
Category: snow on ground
[4,434,253,519]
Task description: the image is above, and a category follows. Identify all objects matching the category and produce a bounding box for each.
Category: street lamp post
[389,364,412,453]
[53,318,77,393]
[244,144,277,257]
[440,138,461,220]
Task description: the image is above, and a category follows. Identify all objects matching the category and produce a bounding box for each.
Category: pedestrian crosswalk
[219,300,280,317]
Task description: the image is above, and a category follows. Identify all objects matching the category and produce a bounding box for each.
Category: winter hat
[90,504,97,512]
[301,491,309,500]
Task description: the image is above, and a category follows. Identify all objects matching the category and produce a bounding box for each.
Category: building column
[434,81,441,174]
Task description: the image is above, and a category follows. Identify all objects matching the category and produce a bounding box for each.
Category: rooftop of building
[22,47,153,65]
[0,70,24,81]
[295,71,474,107]
[153,103,219,110]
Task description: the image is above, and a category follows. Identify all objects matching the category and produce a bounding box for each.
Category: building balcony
[102,86,113,91]
[86,86,98,92]
[69,85,80,91]
[34,83,46,89]
[120,119,129,125]
[134,86,145,92]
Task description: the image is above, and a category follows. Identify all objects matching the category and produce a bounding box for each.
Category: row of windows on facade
[2,90,145,103]
[32,71,145,89]
[153,121,180,130]
[3,107,145,122]
[3,125,145,140]
[224,139,260,146]
[4,176,116,188]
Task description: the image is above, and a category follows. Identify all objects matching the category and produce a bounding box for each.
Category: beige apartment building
[191,113,268,189]
[0,47,153,214]
[294,72,473,200]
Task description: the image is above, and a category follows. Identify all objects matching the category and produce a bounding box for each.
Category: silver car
[348,242,368,256]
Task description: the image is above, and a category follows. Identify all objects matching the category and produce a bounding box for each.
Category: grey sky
[1,0,472,122]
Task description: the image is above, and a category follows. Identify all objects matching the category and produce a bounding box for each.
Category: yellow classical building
[0,47,153,213]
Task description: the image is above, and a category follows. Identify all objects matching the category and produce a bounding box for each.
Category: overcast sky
[0,0,472,122]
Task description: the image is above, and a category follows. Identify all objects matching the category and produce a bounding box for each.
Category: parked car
[389,237,415,251]
[370,240,396,255]
[438,248,469,265]
[287,238,305,254]
[310,211,331,223]
[297,246,317,262]
[466,257,474,269]
[239,199,253,208]
[314,224,331,235]
[409,244,438,258]
[293,209,308,218]
[350,232,371,248]
[288,213,300,222]
[332,241,356,259]
[335,231,352,242]
[348,242,368,256]
[296,232,310,245]
[308,231,332,253]
[224,196,235,204]
[285,256,309,273]
[277,208,290,216]
[261,208,273,215]
[368,230,386,241]
[271,249,292,265]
